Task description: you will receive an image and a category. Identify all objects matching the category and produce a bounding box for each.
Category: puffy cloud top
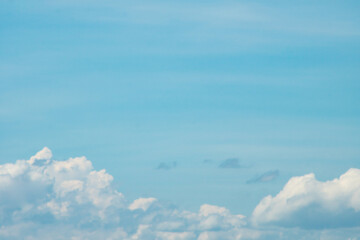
[129,198,157,211]
[252,168,360,229]
[0,147,125,225]
[0,148,248,240]
[28,147,52,165]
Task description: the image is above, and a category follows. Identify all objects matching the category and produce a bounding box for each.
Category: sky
[1,0,360,239]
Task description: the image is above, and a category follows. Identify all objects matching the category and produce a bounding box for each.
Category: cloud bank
[0,148,249,239]
[1,148,360,239]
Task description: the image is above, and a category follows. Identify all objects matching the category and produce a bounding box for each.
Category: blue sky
[1,1,360,239]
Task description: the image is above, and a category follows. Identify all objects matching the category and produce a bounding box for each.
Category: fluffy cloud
[0,147,125,226]
[129,198,157,211]
[2,148,360,239]
[0,148,248,240]
[252,168,360,229]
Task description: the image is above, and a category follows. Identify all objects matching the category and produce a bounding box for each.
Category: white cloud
[129,198,157,211]
[252,168,360,228]
[199,204,229,217]
[198,204,246,231]
[2,148,360,239]
[28,147,52,165]
[0,148,248,239]
[197,229,263,240]
[0,148,125,225]
[156,231,196,240]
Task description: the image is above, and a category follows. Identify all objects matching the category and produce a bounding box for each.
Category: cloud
[218,158,242,169]
[246,170,279,184]
[202,159,213,164]
[129,198,157,211]
[251,168,360,229]
[28,147,52,165]
[0,148,250,239]
[156,161,177,170]
[0,147,125,225]
[3,148,360,239]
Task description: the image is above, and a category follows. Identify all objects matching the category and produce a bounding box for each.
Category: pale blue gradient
[1,0,360,216]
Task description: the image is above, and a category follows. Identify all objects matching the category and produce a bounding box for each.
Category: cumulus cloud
[246,170,279,184]
[28,146,52,165]
[3,148,360,239]
[218,158,242,169]
[0,147,125,226]
[0,148,250,240]
[129,198,157,211]
[252,168,360,229]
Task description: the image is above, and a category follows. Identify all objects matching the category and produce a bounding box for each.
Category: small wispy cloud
[156,161,177,170]
[246,170,279,184]
[218,158,242,169]
[202,159,213,164]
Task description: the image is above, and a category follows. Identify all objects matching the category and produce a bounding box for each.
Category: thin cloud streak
[246,170,279,184]
[218,158,242,169]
